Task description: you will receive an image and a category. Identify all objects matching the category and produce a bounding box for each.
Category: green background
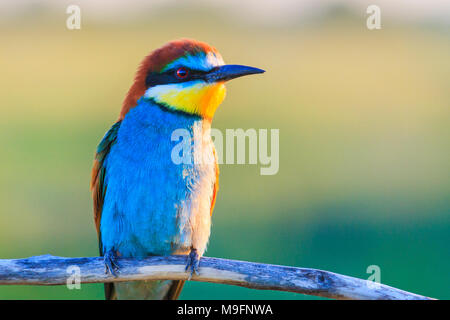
[0,3,449,299]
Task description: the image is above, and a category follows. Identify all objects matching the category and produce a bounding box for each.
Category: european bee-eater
[91,39,264,300]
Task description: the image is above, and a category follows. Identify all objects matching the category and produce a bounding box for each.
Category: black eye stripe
[145,68,209,87]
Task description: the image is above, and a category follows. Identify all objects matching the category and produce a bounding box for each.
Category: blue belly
[100,99,201,257]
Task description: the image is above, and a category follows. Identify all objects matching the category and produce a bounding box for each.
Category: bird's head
[120,39,264,120]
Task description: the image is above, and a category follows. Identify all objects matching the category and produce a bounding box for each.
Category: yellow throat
[145,81,226,119]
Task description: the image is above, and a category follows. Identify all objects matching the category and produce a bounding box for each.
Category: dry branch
[0,254,432,300]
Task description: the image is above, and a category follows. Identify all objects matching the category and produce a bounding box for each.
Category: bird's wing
[90,121,121,300]
[210,146,220,216]
[91,121,121,238]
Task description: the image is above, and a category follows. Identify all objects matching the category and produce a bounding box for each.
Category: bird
[90,38,264,300]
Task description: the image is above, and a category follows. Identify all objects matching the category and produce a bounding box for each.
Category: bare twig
[0,254,432,300]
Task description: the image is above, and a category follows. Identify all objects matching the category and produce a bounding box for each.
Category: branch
[0,255,432,300]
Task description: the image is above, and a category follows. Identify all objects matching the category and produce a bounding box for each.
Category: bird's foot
[185,248,200,280]
[104,250,119,277]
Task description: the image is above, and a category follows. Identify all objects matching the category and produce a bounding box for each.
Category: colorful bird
[90,39,264,300]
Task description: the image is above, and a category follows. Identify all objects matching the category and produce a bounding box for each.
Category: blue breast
[100,98,202,257]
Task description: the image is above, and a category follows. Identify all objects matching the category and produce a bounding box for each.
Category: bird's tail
[105,280,184,300]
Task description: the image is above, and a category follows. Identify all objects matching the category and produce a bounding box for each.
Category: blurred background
[0,0,449,299]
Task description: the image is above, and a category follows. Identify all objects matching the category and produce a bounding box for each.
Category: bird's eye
[176,67,189,79]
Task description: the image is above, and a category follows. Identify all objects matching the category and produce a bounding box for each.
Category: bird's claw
[185,248,200,280]
[104,250,119,277]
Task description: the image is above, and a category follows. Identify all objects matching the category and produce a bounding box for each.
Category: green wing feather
[90,121,121,300]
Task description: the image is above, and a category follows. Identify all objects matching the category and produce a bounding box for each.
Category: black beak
[205,64,265,83]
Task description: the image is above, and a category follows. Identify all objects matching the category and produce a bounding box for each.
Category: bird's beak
[205,64,265,83]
